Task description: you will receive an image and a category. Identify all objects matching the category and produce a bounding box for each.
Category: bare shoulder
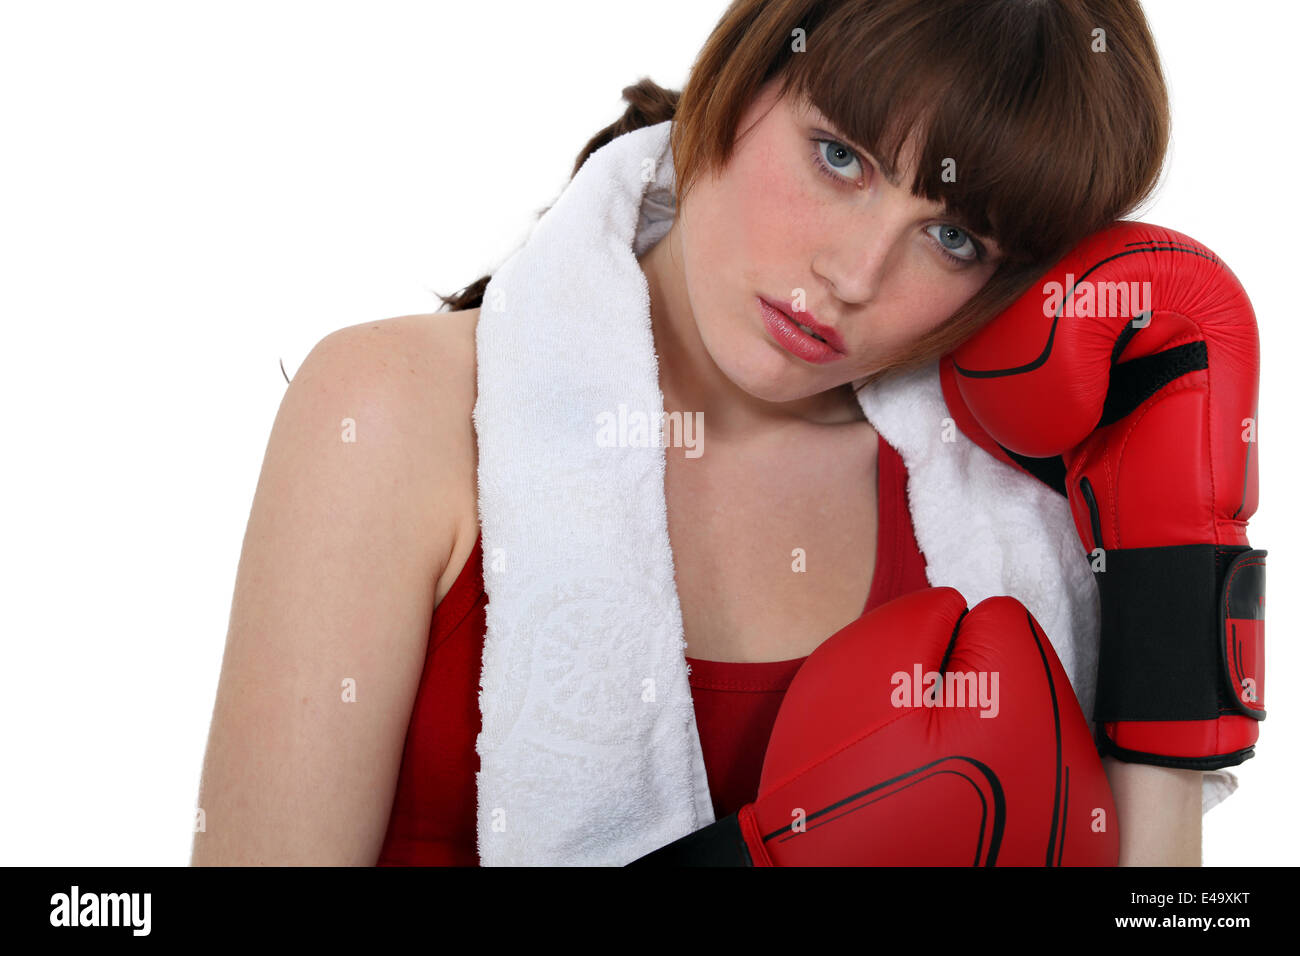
[310,307,481,603]
[189,307,482,865]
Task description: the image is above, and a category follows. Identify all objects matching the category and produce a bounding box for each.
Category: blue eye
[811,138,863,183]
[926,224,980,265]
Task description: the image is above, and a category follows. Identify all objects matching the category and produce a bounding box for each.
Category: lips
[764,297,845,353]
[758,297,845,365]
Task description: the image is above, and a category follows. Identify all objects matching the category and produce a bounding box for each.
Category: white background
[1,0,1293,866]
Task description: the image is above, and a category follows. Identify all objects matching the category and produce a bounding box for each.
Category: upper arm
[191,314,470,865]
[1103,756,1204,866]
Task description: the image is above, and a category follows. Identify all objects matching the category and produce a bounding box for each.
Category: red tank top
[375,434,930,865]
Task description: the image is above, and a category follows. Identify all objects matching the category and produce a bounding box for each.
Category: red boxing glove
[940,221,1266,771]
[629,587,1118,866]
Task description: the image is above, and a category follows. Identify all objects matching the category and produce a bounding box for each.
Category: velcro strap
[1092,544,1267,723]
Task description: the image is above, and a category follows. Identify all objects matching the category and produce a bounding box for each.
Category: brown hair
[435,0,1170,391]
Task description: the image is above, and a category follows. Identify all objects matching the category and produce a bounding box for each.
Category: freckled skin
[642,77,1003,426]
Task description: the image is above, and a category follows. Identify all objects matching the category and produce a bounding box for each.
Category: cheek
[681,161,792,297]
[883,269,987,345]
[724,148,818,281]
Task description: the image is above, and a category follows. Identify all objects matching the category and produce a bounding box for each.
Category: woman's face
[674,79,1004,402]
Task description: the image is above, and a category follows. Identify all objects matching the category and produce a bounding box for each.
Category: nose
[811,208,911,306]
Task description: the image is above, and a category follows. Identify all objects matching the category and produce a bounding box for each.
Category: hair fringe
[436,0,1171,402]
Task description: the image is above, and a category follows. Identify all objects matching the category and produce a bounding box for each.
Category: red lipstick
[765,297,845,353]
[757,296,845,365]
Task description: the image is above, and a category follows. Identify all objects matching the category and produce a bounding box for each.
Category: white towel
[471,119,1237,867]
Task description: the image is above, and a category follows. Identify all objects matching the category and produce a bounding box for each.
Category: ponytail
[433,78,680,313]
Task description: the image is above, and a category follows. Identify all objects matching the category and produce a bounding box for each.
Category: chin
[722,348,824,403]
[697,305,821,398]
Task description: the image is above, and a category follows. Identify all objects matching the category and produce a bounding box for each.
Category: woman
[191,0,1207,865]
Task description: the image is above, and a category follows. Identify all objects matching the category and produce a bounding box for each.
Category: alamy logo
[49,885,151,936]
[595,404,704,458]
[891,664,1000,718]
[1043,275,1152,323]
